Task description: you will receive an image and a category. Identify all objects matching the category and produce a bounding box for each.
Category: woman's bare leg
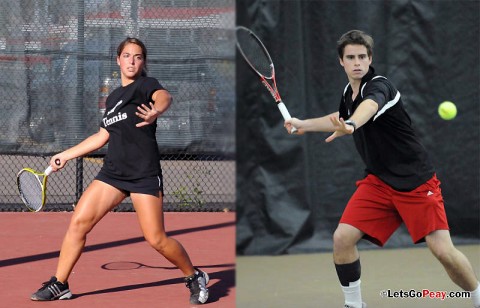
[130,192,195,276]
[55,180,126,283]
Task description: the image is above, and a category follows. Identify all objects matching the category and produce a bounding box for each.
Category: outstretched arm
[325,99,378,142]
[285,111,340,135]
[135,89,172,127]
[50,127,110,170]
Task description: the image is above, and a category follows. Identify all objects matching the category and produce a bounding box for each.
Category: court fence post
[75,157,84,203]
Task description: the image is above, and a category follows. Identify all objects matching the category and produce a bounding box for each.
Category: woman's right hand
[50,155,66,171]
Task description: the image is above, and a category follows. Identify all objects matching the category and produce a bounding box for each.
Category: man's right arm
[285,111,339,134]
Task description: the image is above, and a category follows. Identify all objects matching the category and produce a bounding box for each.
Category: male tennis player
[285,30,479,308]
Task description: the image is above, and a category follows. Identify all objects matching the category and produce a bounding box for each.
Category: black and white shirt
[100,76,164,180]
[339,67,434,191]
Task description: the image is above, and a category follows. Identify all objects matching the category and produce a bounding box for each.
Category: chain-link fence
[0,0,235,212]
[1,154,235,212]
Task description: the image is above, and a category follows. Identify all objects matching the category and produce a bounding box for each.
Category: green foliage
[172,166,211,207]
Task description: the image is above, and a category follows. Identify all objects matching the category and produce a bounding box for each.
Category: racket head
[236,26,274,78]
[16,168,47,212]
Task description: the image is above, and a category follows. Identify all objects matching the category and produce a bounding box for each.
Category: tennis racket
[17,159,60,212]
[236,26,297,133]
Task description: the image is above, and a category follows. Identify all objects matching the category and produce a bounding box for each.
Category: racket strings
[236,28,273,77]
[18,171,43,211]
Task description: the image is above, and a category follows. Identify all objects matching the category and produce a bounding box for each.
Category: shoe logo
[107,100,123,115]
[427,191,434,196]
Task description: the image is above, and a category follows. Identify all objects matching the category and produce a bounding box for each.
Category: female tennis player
[30,37,209,305]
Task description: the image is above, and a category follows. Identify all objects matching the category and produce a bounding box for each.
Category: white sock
[472,282,480,308]
[342,279,362,308]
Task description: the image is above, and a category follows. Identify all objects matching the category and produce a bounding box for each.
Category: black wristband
[344,119,357,132]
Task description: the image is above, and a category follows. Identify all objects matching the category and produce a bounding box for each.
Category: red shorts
[340,174,449,246]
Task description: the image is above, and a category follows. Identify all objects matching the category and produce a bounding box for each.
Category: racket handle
[277,102,297,133]
[45,166,53,176]
[44,159,61,176]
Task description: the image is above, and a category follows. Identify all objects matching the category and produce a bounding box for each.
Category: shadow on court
[75,268,234,303]
[237,244,480,308]
[0,221,235,268]
[0,212,235,307]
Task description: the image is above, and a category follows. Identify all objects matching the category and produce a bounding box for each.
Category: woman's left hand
[135,102,160,127]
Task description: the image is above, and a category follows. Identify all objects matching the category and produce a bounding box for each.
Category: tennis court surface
[237,244,479,308]
[0,212,235,307]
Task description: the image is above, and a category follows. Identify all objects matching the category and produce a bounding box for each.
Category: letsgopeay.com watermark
[380,289,471,301]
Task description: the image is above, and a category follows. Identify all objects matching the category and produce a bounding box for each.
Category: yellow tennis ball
[438,101,457,120]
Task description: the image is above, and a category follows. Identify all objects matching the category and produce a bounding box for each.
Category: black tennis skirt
[95,171,163,197]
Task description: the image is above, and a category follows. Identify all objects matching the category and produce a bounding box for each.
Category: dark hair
[337,30,374,59]
[117,37,148,76]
